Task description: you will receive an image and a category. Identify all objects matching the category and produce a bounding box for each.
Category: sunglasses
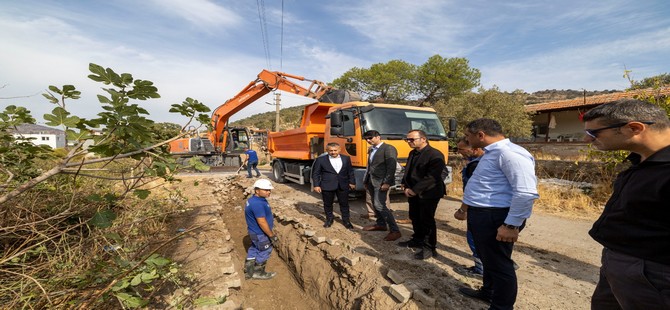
[585,121,654,139]
[403,137,422,142]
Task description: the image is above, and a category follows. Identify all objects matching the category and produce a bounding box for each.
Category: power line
[280,0,284,71]
[256,0,271,69]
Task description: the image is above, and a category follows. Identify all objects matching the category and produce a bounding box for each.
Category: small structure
[525,87,670,143]
[11,124,66,149]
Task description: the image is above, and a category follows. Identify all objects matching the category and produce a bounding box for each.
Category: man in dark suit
[361,130,402,241]
[312,142,355,229]
[399,129,446,260]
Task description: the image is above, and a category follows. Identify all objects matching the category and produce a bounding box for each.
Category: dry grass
[530,150,590,162]
[533,184,603,219]
[447,161,610,220]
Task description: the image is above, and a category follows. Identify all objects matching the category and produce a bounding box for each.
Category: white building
[12,124,66,149]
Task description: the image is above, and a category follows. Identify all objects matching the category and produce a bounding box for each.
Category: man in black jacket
[583,99,670,309]
[398,129,446,259]
[361,130,402,241]
[312,142,355,229]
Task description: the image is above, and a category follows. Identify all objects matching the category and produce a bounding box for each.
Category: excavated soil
[163,170,601,309]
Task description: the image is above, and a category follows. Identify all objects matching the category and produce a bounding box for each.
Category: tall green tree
[331,60,415,102]
[414,55,481,106]
[436,87,532,138]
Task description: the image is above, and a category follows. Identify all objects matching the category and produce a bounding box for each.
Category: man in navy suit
[312,142,355,229]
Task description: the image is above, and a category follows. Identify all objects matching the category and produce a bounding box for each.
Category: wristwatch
[502,223,520,230]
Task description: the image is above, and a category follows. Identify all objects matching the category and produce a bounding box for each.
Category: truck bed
[268,102,336,160]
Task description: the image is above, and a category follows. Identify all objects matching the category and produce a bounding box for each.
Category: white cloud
[147,0,242,30]
[335,0,470,56]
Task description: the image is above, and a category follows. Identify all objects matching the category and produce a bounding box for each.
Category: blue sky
[1,0,669,125]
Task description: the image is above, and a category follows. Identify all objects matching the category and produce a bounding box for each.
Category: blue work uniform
[245,194,274,263]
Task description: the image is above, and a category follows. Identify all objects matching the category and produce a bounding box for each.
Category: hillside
[523,89,620,105]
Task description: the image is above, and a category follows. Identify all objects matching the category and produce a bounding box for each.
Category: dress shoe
[362,225,387,231]
[397,239,423,248]
[458,287,492,304]
[384,231,401,241]
[414,247,437,260]
[343,221,354,229]
[454,266,483,279]
[323,218,333,228]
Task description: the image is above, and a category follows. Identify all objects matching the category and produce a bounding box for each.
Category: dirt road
[166,171,601,309]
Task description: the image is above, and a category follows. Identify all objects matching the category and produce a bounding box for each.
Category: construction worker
[243,146,261,178]
[244,179,278,280]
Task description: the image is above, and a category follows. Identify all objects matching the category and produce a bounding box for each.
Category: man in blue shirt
[243,146,261,178]
[244,179,279,280]
[453,137,484,278]
[458,119,539,309]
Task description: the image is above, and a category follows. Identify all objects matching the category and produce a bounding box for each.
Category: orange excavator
[168,70,358,166]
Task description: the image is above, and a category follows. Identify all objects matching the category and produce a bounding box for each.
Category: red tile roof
[525,87,670,113]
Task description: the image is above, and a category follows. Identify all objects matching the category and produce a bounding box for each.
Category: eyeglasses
[364,137,374,140]
[403,137,422,142]
[584,121,654,139]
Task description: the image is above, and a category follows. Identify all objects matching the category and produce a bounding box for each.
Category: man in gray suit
[361,130,402,241]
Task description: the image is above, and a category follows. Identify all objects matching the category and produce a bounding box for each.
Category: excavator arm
[208,69,335,152]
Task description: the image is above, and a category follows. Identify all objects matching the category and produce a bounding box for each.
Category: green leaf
[115,292,148,308]
[88,63,111,84]
[97,94,112,104]
[89,209,117,228]
[130,273,142,286]
[86,194,103,202]
[112,279,130,291]
[62,85,81,99]
[141,270,159,283]
[133,189,150,199]
[43,107,79,127]
[42,92,59,104]
[146,254,170,267]
[194,296,226,306]
[66,129,92,141]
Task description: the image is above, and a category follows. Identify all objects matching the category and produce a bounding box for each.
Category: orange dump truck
[268,101,456,190]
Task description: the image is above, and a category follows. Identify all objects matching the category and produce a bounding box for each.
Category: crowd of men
[243,99,670,309]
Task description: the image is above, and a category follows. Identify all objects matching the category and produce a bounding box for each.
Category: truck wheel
[273,161,286,183]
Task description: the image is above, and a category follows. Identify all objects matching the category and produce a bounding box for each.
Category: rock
[387,269,404,284]
[340,255,360,266]
[389,284,412,303]
[413,289,435,307]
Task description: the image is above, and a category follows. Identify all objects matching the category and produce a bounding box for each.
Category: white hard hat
[253,179,274,190]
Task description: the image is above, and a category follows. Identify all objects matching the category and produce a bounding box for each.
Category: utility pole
[274,92,281,131]
[266,92,281,131]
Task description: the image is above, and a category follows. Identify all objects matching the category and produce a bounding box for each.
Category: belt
[466,205,510,212]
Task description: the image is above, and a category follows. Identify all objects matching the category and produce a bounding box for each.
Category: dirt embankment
[165,173,602,309]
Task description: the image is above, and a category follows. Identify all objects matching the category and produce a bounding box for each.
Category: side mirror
[330,111,343,128]
[447,118,458,138]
